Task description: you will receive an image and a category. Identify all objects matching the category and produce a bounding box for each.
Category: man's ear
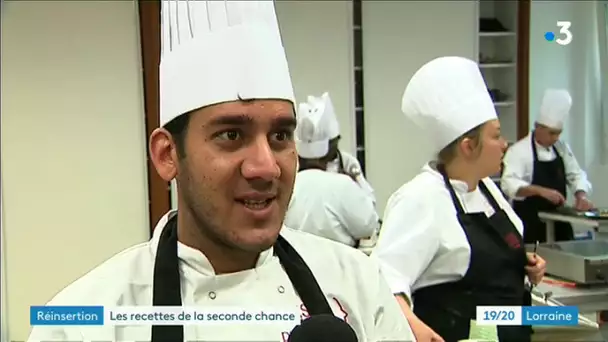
[149,128,178,182]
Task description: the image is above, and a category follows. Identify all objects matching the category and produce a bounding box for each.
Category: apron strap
[274,235,334,315]
[531,133,564,163]
[478,181,501,212]
[439,164,505,215]
[151,215,334,342]
[336,150,346,174]
[531,132,539,161]
[437,163,466,214]
[151,214,183,342]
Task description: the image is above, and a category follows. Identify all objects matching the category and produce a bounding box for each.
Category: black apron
[151,213,356,342]
[336,150,346,174]
[412,167,532,342]
[512,136,573,243]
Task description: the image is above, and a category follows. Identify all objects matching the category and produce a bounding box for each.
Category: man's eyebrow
[207,114,253,126]
[207,114,297,129]
[274,116,297,129]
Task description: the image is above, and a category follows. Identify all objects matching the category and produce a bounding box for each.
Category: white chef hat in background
[305,92,340,140]
[401,56,498,154]
[536,89,572,130]
[295,102,332,159]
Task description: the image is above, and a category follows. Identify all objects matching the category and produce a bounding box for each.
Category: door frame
[138,0,170,237]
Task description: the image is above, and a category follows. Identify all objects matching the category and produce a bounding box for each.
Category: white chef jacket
[28,211,413,342]
[501,133,592,201]
[371,163,524,302]
[285,169,379,247]
[326,151,376,205]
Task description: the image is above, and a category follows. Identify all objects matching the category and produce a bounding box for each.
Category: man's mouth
[235,193,277,211]
[237,198,275,210]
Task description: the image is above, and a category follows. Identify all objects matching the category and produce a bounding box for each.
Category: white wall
[170,1,355,209]
[1,1,150,340]
[529,1,608,207]
[277,0,355,153]
[1,179,7,342]
[362,1,478,213]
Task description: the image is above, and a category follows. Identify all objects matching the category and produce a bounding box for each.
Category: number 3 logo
[556,21,572,46]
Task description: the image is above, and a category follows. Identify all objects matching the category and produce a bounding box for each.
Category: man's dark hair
[164,113,191,159]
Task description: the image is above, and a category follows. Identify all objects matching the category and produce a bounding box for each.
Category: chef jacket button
[209,291,216,300]
[278,286,285,294]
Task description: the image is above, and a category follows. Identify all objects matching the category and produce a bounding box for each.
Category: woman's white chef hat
[295,102,331,159]
[536,89,572,130]
[401,56,498,154]
[159,0,295,127]
[306,93,340,140]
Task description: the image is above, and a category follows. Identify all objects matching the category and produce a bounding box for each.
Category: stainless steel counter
[535,280,608,312]
[538,211,608,242]
[523,213,608,309]
[531,279,608,341]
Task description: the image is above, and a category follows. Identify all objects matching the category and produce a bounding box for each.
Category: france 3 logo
[544,21,572,46]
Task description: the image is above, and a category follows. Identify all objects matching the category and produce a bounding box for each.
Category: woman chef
[371,56,546,342]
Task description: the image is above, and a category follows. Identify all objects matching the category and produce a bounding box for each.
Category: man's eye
[273,131,293,141]
[217,131,240,141]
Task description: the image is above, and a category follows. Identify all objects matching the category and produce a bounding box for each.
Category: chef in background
[28,1,416,341]
[284,100,380,250]
[304,92,376,205]
[372,56,545,342]
[501,89,593,243]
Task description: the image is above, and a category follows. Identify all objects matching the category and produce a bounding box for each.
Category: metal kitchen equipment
[534,239,608,284]
[554,206,608,220]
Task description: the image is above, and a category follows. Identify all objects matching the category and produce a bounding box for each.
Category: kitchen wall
[529,1,608,207]
[1,1,150,339]
[361,1,478,213]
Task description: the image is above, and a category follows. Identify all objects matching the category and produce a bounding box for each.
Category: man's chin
[234,229,281,253]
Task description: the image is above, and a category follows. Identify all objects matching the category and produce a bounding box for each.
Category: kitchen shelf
[480,63,516,68]
[479,31,516,37]
[494,101,516,107]
[477,0,520,143]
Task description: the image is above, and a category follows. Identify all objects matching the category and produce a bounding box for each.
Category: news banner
[476,305,578,326]
[30,306,299,326]
[30,305,579,326]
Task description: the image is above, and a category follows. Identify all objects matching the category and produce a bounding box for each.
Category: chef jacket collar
[425,162,475,194]
[150,210,275,276]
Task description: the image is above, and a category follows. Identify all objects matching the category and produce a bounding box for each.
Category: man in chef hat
[284,102,380,250]
[28,1,415,341]
[501,88,593,243]
[373,56,545,342]
[303,92,377,205]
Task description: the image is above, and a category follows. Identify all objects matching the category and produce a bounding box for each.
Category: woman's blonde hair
[437,123,484,165]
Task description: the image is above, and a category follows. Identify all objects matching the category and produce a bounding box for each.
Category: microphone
[288,314,358,342]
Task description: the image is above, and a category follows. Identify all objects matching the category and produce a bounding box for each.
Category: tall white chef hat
[401,56,497,154]
[305,92,340,139]
[295,102,331,159]
[160,0,295,127]
[536,89,572,130]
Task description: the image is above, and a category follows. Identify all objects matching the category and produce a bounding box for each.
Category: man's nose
[241,137,281,181]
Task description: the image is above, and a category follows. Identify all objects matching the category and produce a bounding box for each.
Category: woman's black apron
[412,167,533,342]
[336,150,346,174]
[151,213,355,341]
[512,136,573,243]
